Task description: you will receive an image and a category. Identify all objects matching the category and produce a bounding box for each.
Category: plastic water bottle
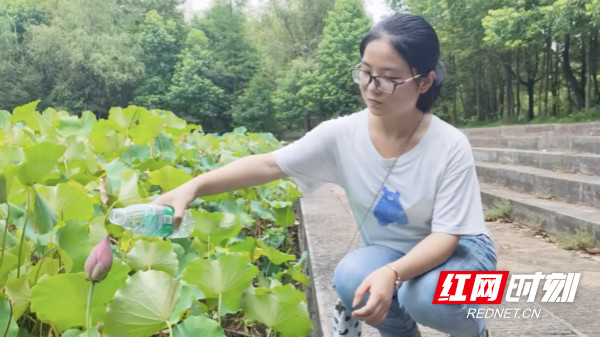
[108,204,194,238]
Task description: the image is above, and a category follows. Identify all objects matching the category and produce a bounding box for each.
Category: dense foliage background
[2,0,600,132]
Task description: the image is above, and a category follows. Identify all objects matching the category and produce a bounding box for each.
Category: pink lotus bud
[84,236,113,282]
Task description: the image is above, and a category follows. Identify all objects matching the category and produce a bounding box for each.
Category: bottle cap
[108,209,127,225]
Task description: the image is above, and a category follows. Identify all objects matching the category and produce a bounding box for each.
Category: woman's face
[358,38,432,117]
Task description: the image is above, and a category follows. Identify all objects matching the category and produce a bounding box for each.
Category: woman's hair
[359,13,445,112]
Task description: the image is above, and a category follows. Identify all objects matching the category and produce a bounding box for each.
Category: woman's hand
[351,266,398,325]
[151,180,199,227]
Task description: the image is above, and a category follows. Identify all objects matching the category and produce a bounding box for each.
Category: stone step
[475,162,600,208]
[469,136,600,154]
[472,148,600,176]
[462,122,600,138]
[480,182,600,247]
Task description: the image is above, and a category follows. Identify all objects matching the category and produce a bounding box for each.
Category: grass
[556,228,597,250]
[484,199,513,222]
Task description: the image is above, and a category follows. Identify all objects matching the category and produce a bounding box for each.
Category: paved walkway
[299,184,600,337]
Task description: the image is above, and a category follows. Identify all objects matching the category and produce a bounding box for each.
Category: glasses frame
[351,64,422,94]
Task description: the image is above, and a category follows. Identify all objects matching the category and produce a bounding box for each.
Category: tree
[132,10,186,109]
[167,29,228,132]
[315,0,371,118]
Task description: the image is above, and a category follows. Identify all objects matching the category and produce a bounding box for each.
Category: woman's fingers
[353,280,370,308]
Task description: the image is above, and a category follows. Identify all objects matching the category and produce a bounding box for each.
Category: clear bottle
[108,204,194,238]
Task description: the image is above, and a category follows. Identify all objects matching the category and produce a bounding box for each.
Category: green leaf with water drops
[242,284,312,337]
[103,270,180,337]
[173,315,225,337]
[118,171,146,206]
[190,211,241,245]
[126,240,179,276]
[30,261,130,330]
[182,254,257,312]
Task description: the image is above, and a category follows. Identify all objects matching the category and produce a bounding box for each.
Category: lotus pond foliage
[0,101,312,337]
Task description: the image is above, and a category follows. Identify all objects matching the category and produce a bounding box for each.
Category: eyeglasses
[351,64,421,94]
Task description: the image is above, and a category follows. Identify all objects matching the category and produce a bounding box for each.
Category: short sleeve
[431,137,486,235]
[272,119,340,195]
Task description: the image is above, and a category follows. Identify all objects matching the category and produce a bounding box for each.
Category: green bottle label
[154,206,175,237]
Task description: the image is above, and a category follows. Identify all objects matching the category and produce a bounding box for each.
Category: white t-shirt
[273,109,490,253]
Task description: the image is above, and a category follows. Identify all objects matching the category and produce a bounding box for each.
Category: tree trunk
[505,52,514,121]
[303,113,311,132]
[544,35,551,116]
[516,49,521,118]
[586,33,593,110]
[527,78,535,121]
[562,34,585,109]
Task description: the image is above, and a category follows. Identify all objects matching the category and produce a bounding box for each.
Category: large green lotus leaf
[182,254,257,312]
[168,283,205,324]
[0,253,18,288]
[0,175,6,204]
[161,110,186,129]
[63,138,91,162]
[0,109,10,132]
[155,135,177,162]
[17,142,66,186]
[33,110,59,140]
[33,189,57,234]
[173,315,225,337]
[12,129,35,152]
[172,243,199,277]
[0,220,18,249]
[190,211,241,245]
[131,116,163,145]
[36,182,94,222]
[30,260,129,330]
[122,144,151,166]
[2,165,25,205]
[10,100,41,132]
[28,258,60,285]
[0,146,24,168]
[56,220,94,272]
[108,106,147,132]
[118,171,146,206]
[88,119,125,156]
[257,240,296,265]
[272,205,295,227]
[126,240,178,276]
[81,111,97,137]
[0,297,18,337]
[5,275,31,319]
[88,217,109,245]
[61,329,100,337]
[103,270,180,337]
[148,166,191,192]
[103,158,129,195]
[57,115,83,137]
[242,284,312,337]
[250,201,276,221]
[57,110,96,138]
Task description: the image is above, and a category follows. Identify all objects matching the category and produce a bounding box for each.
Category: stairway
[462,122,600,247]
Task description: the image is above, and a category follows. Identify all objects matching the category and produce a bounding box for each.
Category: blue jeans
[333,234,497,337]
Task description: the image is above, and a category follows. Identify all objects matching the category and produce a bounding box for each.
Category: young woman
[153,13,496,337]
